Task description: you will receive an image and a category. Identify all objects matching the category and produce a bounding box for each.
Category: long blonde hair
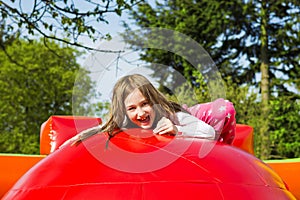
[74,74,185,144]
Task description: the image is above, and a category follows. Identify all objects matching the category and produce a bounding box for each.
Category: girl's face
[124,88,156,129]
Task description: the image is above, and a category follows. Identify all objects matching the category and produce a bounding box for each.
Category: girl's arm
[175,112,215,139]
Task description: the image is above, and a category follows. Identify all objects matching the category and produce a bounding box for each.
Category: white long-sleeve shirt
[174,112,215,139]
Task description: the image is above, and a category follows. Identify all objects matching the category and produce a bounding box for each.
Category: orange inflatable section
[266,159,300,199]
[0,154,45,198]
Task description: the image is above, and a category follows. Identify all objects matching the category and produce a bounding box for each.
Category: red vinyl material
[3,128,296,200]
[232,124,254,155]
[40,115,101,154]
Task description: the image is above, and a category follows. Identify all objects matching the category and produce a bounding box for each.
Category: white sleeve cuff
[175,112,215,139]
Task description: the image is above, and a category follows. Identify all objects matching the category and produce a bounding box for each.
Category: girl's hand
[153,117,178,135]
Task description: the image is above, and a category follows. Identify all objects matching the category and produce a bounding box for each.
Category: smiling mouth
[139,116,150,124]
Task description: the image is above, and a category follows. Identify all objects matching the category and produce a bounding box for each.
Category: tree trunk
[259,1,270,159]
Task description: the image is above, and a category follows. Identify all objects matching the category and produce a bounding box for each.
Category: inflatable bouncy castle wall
[1,116,299,199]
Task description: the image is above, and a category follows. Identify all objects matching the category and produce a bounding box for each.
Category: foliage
[0,0,140,50]
[125,0,300,94]
[123,0,233,88]
[0,38,94,154]
[163,75,210,107]
[269,97,300,158]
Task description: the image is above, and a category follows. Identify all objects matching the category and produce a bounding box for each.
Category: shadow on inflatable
[1,116,299,199]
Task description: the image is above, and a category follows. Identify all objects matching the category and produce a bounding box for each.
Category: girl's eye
[127,107,135,111]
[142,102,149,106]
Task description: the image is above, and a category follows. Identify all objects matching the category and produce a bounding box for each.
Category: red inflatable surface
[40,115,102,154]
[3,128,296,199]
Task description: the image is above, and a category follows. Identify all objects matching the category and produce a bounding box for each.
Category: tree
[0,0,140,50]
[124,0,300,159]
[0,38,94,154]
[228,0,300,158]
[123,1,235,89]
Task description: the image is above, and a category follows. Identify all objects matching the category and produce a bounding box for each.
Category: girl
[68,74,235,146]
